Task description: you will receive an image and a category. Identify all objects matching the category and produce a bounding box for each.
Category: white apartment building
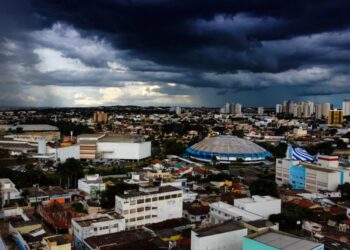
[191,222,248,250]
[234,196,281,219]
[209,201,263,224]
[343,99,350,116]
[78,175,106,199]
[115,185,183,229]
[276,155,350,192]
[72,212,125,250]
[0,179,21,207]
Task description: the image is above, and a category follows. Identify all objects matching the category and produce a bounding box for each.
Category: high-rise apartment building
[257,107,264,115]
[275,104,282,114]
[93,111,108,123]
[328,109,343,125]
[322,103,331,119]
[343,99,350,116]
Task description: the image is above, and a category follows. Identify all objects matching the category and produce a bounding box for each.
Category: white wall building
[276,155,350,192]
[47,144,80,162]
[78,134,151,161]
[191,222,248,250]
[0,179,21,207]
[343,99,350,116]
[209,201,264,224]
[257,107,264,116]
[115,185,183,229]
[72,212,125,250]
[234,196,281,219]
[78,175,106,198]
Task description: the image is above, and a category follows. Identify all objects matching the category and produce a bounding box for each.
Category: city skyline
[1,1,350,107]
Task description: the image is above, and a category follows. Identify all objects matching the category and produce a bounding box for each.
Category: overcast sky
[1,0,350,107]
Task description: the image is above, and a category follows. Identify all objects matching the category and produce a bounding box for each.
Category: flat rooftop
[210,201,263,221]
[0,124,59,131]
[194,221,245,237]
[118,186,181,199]
[99,134,144,143]
[249,230,323,250]
[84,229,154,249]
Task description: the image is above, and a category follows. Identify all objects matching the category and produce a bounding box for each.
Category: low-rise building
[234,195,281,219]
[115,185,183,229]
[191,221,248,250]
[243,229,324,250]
[24,186,75,206]
[0,178,21,206]
[209,201,264,224]
[42,235,71,250]
[78,175,106,199]
[82,229,156,250]
[72,212,125,249]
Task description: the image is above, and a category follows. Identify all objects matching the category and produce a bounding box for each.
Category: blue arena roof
[186,135,271,161]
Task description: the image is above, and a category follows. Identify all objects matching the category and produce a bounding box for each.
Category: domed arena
[186,135,271,164]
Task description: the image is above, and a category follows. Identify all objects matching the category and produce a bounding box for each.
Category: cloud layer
[1,0,350,107]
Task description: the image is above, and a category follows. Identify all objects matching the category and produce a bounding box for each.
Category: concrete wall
[97,141,151,160]
[191,228,248,250]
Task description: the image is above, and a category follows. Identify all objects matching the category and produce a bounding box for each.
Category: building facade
[115,185,183,229]
[72,212,125,250]
[276,156,350,192]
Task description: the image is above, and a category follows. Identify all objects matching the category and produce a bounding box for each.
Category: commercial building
[115,185,183,229]
[24,186,74,206]
[72,212,125,249]
[234,196,281,219]
[328,109,343,125]
[78,174,106,199]
[186,135,271,164]
[78,133,151,161]
[191,221,248,250]
[0,124,60,141]
[276,155,350,192]
[243,229,324,250]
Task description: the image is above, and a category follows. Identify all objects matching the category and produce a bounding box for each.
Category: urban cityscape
[2,1,350,250]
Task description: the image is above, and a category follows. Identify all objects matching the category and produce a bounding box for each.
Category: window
[145,215,151,219]
[165,195,171,200]
[137,207,144,212]
[145,206,151,211]
[152,197,158,202]
[130,218,135,222]
[124,210,129,214]
[137,199,144,204]
[130,209,136,214]
[171,194,177,198]
[159,196,164,200]
[130,200,136,205]
[145,198,151,203]
[177,193,182,197]
[137,216,144,221]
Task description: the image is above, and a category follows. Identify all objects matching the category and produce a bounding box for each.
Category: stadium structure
[186,135,271,164]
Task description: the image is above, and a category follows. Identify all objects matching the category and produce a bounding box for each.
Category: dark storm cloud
[1,0,350,106]
[29,0,350,73]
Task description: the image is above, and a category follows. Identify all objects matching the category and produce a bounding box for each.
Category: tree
[57,158,83,188]
[163,140,185,155]
[101,183,138,209]
[250,178,278,197]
